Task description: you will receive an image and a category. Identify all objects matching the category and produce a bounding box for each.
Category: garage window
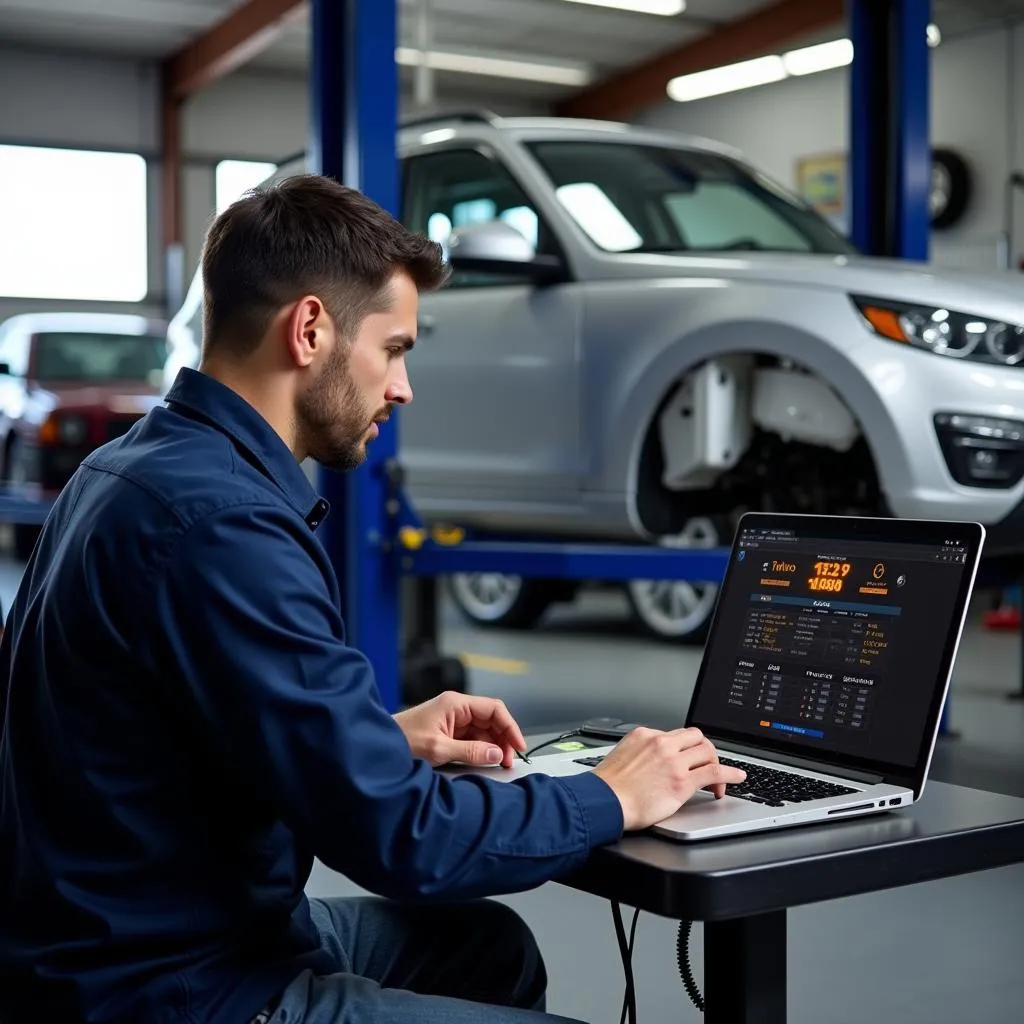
[0,144,149,302]
[216,159,277,213]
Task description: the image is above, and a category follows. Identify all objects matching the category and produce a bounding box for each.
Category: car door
[398,145,581,509]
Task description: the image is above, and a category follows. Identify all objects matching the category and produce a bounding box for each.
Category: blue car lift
[302,0,968,723]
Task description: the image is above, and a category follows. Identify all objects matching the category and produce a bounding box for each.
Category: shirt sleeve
[150,502,623,901]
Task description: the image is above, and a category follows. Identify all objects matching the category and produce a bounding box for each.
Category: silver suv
[166,112,1024,641]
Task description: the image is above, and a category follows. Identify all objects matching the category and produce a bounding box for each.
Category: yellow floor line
[459,652,532,676]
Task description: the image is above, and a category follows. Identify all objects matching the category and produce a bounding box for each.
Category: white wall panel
[1012,22,1024,269]
[182,71,309,162]
[0,45,158,152]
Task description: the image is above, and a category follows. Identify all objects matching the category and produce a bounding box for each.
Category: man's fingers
[689,761,746,794]
[467,699,527,752]
[658,726,709,752]
[445,739,505,767]
[678,738,719,771]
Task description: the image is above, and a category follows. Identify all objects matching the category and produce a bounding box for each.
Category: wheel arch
[600,320,908,536]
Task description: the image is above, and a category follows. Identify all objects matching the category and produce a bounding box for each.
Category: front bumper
[933,413,1024,491]
[849,336,1024,540]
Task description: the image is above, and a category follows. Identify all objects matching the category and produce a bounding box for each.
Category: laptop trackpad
[657,790,787,828]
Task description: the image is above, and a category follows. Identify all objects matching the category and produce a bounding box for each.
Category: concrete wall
[637,23,1024,272]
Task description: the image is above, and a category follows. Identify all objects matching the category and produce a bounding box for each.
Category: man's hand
[593,726,746,831]
[394,691,528,769]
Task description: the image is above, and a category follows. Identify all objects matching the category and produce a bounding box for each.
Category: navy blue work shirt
[0,368,624,1024]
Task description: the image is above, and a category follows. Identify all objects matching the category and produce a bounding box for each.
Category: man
[0,175,744,1024]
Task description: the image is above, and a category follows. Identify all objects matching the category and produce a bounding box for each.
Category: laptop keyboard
[718,757,858,806]
[572,754,858,807]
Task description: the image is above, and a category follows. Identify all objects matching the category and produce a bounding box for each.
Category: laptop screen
[687,513,983,781]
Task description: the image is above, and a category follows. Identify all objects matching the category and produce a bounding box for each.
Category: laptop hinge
[712,738,885,785]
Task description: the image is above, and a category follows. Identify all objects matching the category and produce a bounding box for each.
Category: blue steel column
[849,0,931,260]
[309,0,403,712]
[849,0,951,733]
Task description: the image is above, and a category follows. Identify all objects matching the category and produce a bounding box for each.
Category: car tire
[447,573,553,630]
[624,516,723,644]
[2,438,41,562]
[931,148,971,230]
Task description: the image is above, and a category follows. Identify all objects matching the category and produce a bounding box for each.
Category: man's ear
[284,296,327,369]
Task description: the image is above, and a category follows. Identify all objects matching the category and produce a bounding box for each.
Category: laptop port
[888,797,902,806]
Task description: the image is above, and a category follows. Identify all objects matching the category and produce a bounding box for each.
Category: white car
[166,112,1024,641]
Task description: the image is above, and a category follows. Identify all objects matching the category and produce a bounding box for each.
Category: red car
[0,312,168,558]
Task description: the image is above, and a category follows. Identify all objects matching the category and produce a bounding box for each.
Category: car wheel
[447,573,552,629]
[931,148,971,230]
[3,439,41,562]
[624,516,722,644]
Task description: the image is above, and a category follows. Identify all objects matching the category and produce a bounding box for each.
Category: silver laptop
[449,512,984,841]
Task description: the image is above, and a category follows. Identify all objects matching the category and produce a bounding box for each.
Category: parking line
[459,652,531,676]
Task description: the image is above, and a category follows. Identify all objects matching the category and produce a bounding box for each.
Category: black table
[559,780,1024,1023]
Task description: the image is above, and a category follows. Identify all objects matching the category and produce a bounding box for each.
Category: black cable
[523,730,581,760]
[611,901,638,1024]
[676,920,704,1013]
[618,906,641,1024]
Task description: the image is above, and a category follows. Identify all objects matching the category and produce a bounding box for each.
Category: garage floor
[3,560,1022,1023]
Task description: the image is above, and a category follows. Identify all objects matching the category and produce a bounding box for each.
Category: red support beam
[161,77,182,248]
[160,0,307,302]
[164,0,307,102]
[554,0,846,121]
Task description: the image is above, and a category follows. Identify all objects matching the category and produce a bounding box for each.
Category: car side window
[402,148,551,288]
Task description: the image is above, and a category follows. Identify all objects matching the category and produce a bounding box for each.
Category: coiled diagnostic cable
[676,920,705,1013]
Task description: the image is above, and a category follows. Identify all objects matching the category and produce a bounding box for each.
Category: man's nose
[385,368,413,405]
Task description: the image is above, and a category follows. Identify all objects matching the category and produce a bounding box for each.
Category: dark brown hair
[200,174,448,357]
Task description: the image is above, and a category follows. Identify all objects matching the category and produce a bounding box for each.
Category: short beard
[296,342,374,472]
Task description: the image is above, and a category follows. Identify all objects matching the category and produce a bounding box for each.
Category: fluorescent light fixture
[396,47,590,86]
[668,25,940,102]
[782,38,853,76]
[667,54,786,102]
[557,0,686,14]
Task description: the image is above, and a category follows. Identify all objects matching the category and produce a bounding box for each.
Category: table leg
[704,910,786,1024]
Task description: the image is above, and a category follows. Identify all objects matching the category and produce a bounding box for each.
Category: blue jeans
[261,896,588,1023]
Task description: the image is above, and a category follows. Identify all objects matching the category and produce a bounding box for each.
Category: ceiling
[0,0,1023,110]
[0,0,792,106]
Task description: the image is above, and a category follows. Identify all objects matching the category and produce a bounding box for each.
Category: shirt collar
[165,367,330,531]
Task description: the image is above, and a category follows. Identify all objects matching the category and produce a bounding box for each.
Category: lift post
[308,0,403,712]
[849,0,932,261]
[849,0,954,731]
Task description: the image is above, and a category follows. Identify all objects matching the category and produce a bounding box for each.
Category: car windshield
[526,140,856,256]
[33,332,167,383]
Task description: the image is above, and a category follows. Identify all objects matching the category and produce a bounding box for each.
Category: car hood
[609,251,1024,322]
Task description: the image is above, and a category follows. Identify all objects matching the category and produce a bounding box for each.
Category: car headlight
[852,295,1024,366]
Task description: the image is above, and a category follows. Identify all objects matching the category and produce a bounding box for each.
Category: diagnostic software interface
[690,522,971,769]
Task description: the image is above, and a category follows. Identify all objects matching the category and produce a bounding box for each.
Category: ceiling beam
[160,0,307,294]
[164,0,307,102]
[554,0,845,121]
